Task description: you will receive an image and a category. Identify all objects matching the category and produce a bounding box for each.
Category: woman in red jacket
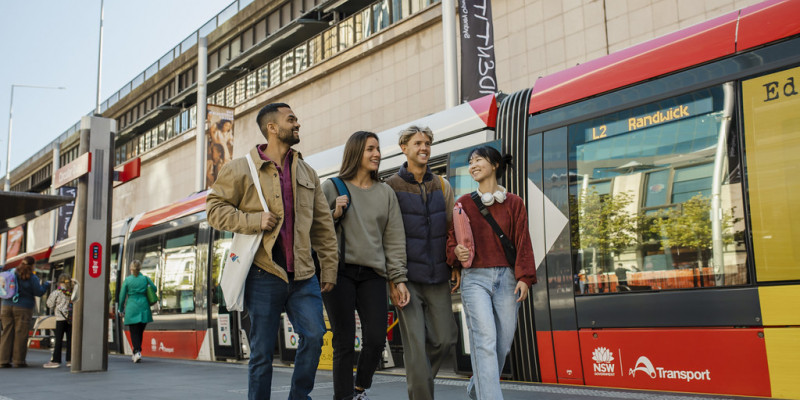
[447,146,536,400]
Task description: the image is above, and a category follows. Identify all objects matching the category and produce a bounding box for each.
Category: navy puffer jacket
[386,163,454,284]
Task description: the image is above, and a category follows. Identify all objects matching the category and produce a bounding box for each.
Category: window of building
[258,65,269,91]
[270,59,281,87]
[568,85,747,294]
[282,52,295,81]
[323,28,338,58]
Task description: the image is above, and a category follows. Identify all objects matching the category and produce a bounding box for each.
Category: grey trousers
[397,281,458,400]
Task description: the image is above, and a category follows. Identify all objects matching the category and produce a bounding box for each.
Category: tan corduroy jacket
[206,146,339,285]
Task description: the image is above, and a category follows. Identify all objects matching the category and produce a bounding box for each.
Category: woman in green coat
[118,260,156,363]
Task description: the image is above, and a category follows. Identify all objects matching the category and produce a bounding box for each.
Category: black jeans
[51,320,72,363]
[322,264,388,400]
[129,323,147,354]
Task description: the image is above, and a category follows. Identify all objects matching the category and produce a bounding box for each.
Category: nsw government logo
[592,347,616,376]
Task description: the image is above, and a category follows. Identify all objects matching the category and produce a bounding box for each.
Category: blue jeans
[244,266,326,400]
[460,267,520,400]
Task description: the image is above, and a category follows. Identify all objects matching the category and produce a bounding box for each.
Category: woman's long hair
[17,256,35,280]
[339,131,380,181]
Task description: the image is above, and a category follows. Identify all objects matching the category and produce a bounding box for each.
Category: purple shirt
[257,144,295,273]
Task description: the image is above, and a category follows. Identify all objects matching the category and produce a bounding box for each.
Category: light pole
[1,84,66,264]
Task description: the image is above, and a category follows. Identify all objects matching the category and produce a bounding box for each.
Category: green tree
[649,194,736,268]
[575,189,638,273]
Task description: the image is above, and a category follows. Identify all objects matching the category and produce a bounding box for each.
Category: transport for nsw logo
[592,347,616,376]
[629,356,657,378]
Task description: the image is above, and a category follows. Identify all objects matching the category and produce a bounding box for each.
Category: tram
[13,0,797,397]
[306,0,800,397]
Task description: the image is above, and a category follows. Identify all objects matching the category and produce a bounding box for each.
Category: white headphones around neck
[476,186,507,206]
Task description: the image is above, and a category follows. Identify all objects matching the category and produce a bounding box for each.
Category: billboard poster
[458,0,498,103]
[206,105,235,189]
[57,186,77,242]
[6,225,24,259]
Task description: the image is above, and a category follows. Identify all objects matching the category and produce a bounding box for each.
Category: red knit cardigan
[446,193,537,287]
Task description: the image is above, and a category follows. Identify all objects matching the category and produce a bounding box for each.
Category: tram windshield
[568,85,748,294]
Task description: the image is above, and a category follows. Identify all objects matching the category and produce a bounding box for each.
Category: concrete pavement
[0,350,774,400]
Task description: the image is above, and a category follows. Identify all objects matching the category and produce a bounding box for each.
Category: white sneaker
[353,391,369,400]
[43,362,60,368]
[135,352,142,363]
[132,352,141,363]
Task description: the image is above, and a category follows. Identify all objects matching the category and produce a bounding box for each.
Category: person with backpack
[385,126,459,400]
[118,260,157,363]
[0,256,49,368]
[446,146,537,400]
[322,131,410,400]
[43,273,79,368]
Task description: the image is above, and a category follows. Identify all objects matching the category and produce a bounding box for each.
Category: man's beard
[277,126,299,145]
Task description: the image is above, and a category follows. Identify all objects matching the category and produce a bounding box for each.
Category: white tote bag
[219,153,269,311]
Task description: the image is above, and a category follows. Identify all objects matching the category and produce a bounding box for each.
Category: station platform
[0,350,775,400]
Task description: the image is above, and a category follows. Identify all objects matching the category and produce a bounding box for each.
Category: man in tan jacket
[206,103,338,400]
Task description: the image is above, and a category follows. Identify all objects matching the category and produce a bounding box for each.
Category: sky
[0,0,235,174]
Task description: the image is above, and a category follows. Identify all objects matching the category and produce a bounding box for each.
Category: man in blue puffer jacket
[386,126,459,400]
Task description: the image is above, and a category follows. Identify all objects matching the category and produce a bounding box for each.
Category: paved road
[0,350,772,400]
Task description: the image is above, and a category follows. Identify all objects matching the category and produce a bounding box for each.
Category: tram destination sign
[582,91,716,142]
[53,152,91,189]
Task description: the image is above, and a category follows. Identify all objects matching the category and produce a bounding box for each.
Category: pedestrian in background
[447,146,536,400]
[322,130,410,400]
[385,126,459,400]
[207,103,338,400]
[43,273,79,368]
[0,256,49,368]
[118,260,156,363]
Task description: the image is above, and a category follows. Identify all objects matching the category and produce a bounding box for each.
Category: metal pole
[1,86,15,264]
[196,36,208,192]
[4,86,15,193]
[71,128,90,371]
[95,0,105,115]
[51,146,60,245]
[441,0,459,108]
[711,82,734,287]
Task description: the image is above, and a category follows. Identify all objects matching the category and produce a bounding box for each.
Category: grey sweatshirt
[322,179,408,284]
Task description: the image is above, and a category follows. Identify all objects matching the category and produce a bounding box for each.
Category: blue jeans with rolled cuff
[244,265,326,400]
[460,267,520,400]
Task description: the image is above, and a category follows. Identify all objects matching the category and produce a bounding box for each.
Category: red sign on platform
[579,328,771,397]
[88,242,102,278]
[113,157,141,187]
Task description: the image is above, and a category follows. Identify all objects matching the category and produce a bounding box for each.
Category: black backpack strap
[470,192,517,266]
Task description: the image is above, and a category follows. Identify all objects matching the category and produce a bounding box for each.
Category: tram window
[569,85,748,295]
[161,229,198,314]
[447,140,501,199]
[211,230,233,306]
[132,236,161,285]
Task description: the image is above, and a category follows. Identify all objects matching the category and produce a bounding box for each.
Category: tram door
[209,229,247,360]
[108,244,123,353]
